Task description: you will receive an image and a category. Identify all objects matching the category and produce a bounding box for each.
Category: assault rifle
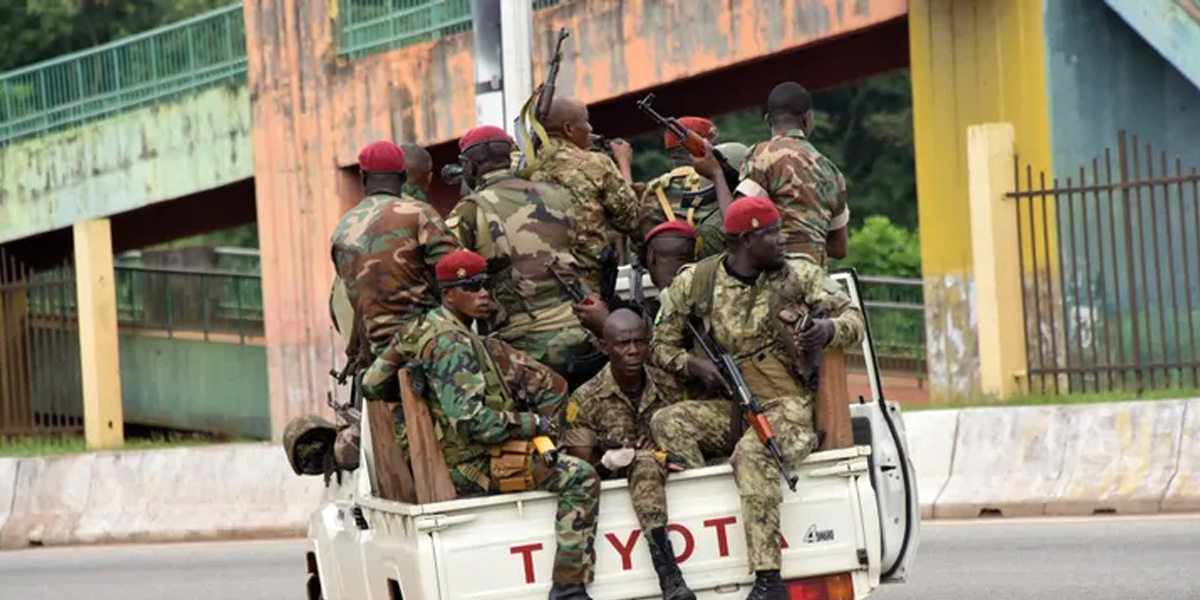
[327,365,362,426]
[514,28,570,176]
[635,93,741,185]
[547,256,590,304]
[685,320,800,491]
[628,256,654,332]
[535,27,571,124]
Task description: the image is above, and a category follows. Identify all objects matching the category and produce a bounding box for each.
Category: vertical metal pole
[1118,131,1143,392]
[498,0,534,132]
[471,0,506,127]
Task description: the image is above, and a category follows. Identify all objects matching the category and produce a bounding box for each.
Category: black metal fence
[1008,130,1200,394]
[0,249,84,437]
[847,275,927,380]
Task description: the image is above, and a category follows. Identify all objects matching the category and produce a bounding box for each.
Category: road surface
[0,515,1197,599]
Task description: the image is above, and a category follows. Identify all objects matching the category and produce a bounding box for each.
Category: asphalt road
[0,516,1197,599]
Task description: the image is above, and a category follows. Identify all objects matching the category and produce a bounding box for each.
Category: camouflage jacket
[524,138,642,293]
[633,165,725,261]
[418,307,568,468]
[735,129,848,266]
[563,363,682,450]
[445,170,584,325]
[648,254,864,398]
[330,192,461,357]
[402,183,428,203]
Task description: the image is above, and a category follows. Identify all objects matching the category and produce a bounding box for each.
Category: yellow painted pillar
[908,0,1054,401]
[968,123,1028,399]
[73,219,124,448]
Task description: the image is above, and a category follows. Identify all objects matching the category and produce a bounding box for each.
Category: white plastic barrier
[901,410,959,518]
[1162,399,1200,513]
[0,458,17,541]
[933,405,1069,519]
[1047,399,1187,516]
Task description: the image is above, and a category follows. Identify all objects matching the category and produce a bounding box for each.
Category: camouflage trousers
[627,450,669,531]
[450,452,601,584]
[650,396,818,572]
[506,327,606,391]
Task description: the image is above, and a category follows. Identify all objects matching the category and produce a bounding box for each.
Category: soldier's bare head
[400,143,433,195]
[766,81,815,136]
[602,308,648,379]
[546,96,593,150]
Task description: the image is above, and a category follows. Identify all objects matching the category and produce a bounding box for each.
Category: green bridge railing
[0,0,572,146]
[0,3,248,146]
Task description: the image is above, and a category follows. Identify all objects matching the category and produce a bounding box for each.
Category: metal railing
[1008,130,1200,394]
[0,251,83,437]
[116,265,264,342]
[338,0,567,59]
[849,275,927,378]
[0,3,247,145]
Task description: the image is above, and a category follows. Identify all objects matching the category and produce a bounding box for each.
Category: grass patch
[0,431,231,458]
[910,386,1200,411]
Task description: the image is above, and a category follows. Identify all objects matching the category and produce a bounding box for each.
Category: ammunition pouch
[489,440,542,493]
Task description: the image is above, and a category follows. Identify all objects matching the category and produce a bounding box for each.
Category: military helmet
[714,142,750,173]
[282,415,339,476]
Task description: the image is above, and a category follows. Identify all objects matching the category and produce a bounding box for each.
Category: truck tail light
[785,572,854,600]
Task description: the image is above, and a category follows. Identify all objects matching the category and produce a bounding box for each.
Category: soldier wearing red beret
[331,139,461,411]
[632,115,734,265]
[370,249,603,600]
[646,196,867,600]
[643,220,697,291]
[445,124,607,392]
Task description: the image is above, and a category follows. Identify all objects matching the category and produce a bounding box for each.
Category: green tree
[834,215,921,277]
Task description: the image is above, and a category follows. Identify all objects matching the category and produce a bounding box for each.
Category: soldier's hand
[799,318,836,350]
[691,141,723,180]
[608,138,633,166]
[571,295,610,336]
[600,447,636,471]
[534,414,554,436]
[686,357,731,397]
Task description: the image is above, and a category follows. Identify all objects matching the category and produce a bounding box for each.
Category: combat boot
[647,527,697,600]
[547,582,592,600]
[744,569,786,600]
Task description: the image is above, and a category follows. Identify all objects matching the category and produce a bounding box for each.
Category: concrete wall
[0,84,254,245]
[1101,0,1200,92]
[245,0,908,437]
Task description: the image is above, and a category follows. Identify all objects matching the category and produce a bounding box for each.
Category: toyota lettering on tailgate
[508,515,798,584]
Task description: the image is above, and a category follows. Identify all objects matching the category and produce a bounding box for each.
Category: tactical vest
[643,166,725,260]
[414,313,516,471]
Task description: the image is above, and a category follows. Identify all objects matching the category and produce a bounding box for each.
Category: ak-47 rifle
[628,256,654,332]
[327,365,362,426]
[685,319,800,491]
[635,93,741,185]
[547,256,591,305]
[514,28,571,177]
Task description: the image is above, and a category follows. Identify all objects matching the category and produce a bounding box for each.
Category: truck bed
[345,445,882,600]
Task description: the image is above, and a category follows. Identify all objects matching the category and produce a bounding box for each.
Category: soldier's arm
[796,267,865,351]
[418,204,464,268]
[423,332,539,443]
[445,200,477,250]
[734,144,771,199]
[561,391,599,464]
[595,154,644,237]
[824,167,850,260]
[499,341,569,427]
[647,265,697,377]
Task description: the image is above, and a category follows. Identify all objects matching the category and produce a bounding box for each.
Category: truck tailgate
[423,446,880,599]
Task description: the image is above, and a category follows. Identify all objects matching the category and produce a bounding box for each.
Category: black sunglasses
[448,277,489,293]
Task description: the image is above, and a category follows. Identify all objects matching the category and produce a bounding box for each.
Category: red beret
[664,117,717,149]
[357,141,406,173]
[724,196,780,234]
[459,125,513,151]
[645,220,697,244]
[435,250,488,282]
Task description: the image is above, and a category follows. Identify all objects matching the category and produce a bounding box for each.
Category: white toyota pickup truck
[303,268,921,599]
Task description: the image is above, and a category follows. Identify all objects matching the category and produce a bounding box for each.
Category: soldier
[525,96,642,301]
[632,117,733,262]
[628,220,697,333]
[331,140,461,454]
[647,197,865,600]
[410,250,601,600]
[562,309,694,600]
[735,82,849,268]
[400,142,434,202]
[445,124,606,390]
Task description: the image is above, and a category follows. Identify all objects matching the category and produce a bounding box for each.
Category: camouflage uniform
[523,138,642,295]
[648,254,864,573]
[735,130,849,268]
[402,182,428,203]
[562,363,682,532]
[445,170,602,379]
[415,306,600,585]
[632,166,725,262]
[330,191,461,359]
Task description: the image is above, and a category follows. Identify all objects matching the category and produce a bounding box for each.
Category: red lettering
[511,543,543,584]
[667,524,695,564]
[703,517,738,558]
[780,534,789,549]
[605,530,641,571]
